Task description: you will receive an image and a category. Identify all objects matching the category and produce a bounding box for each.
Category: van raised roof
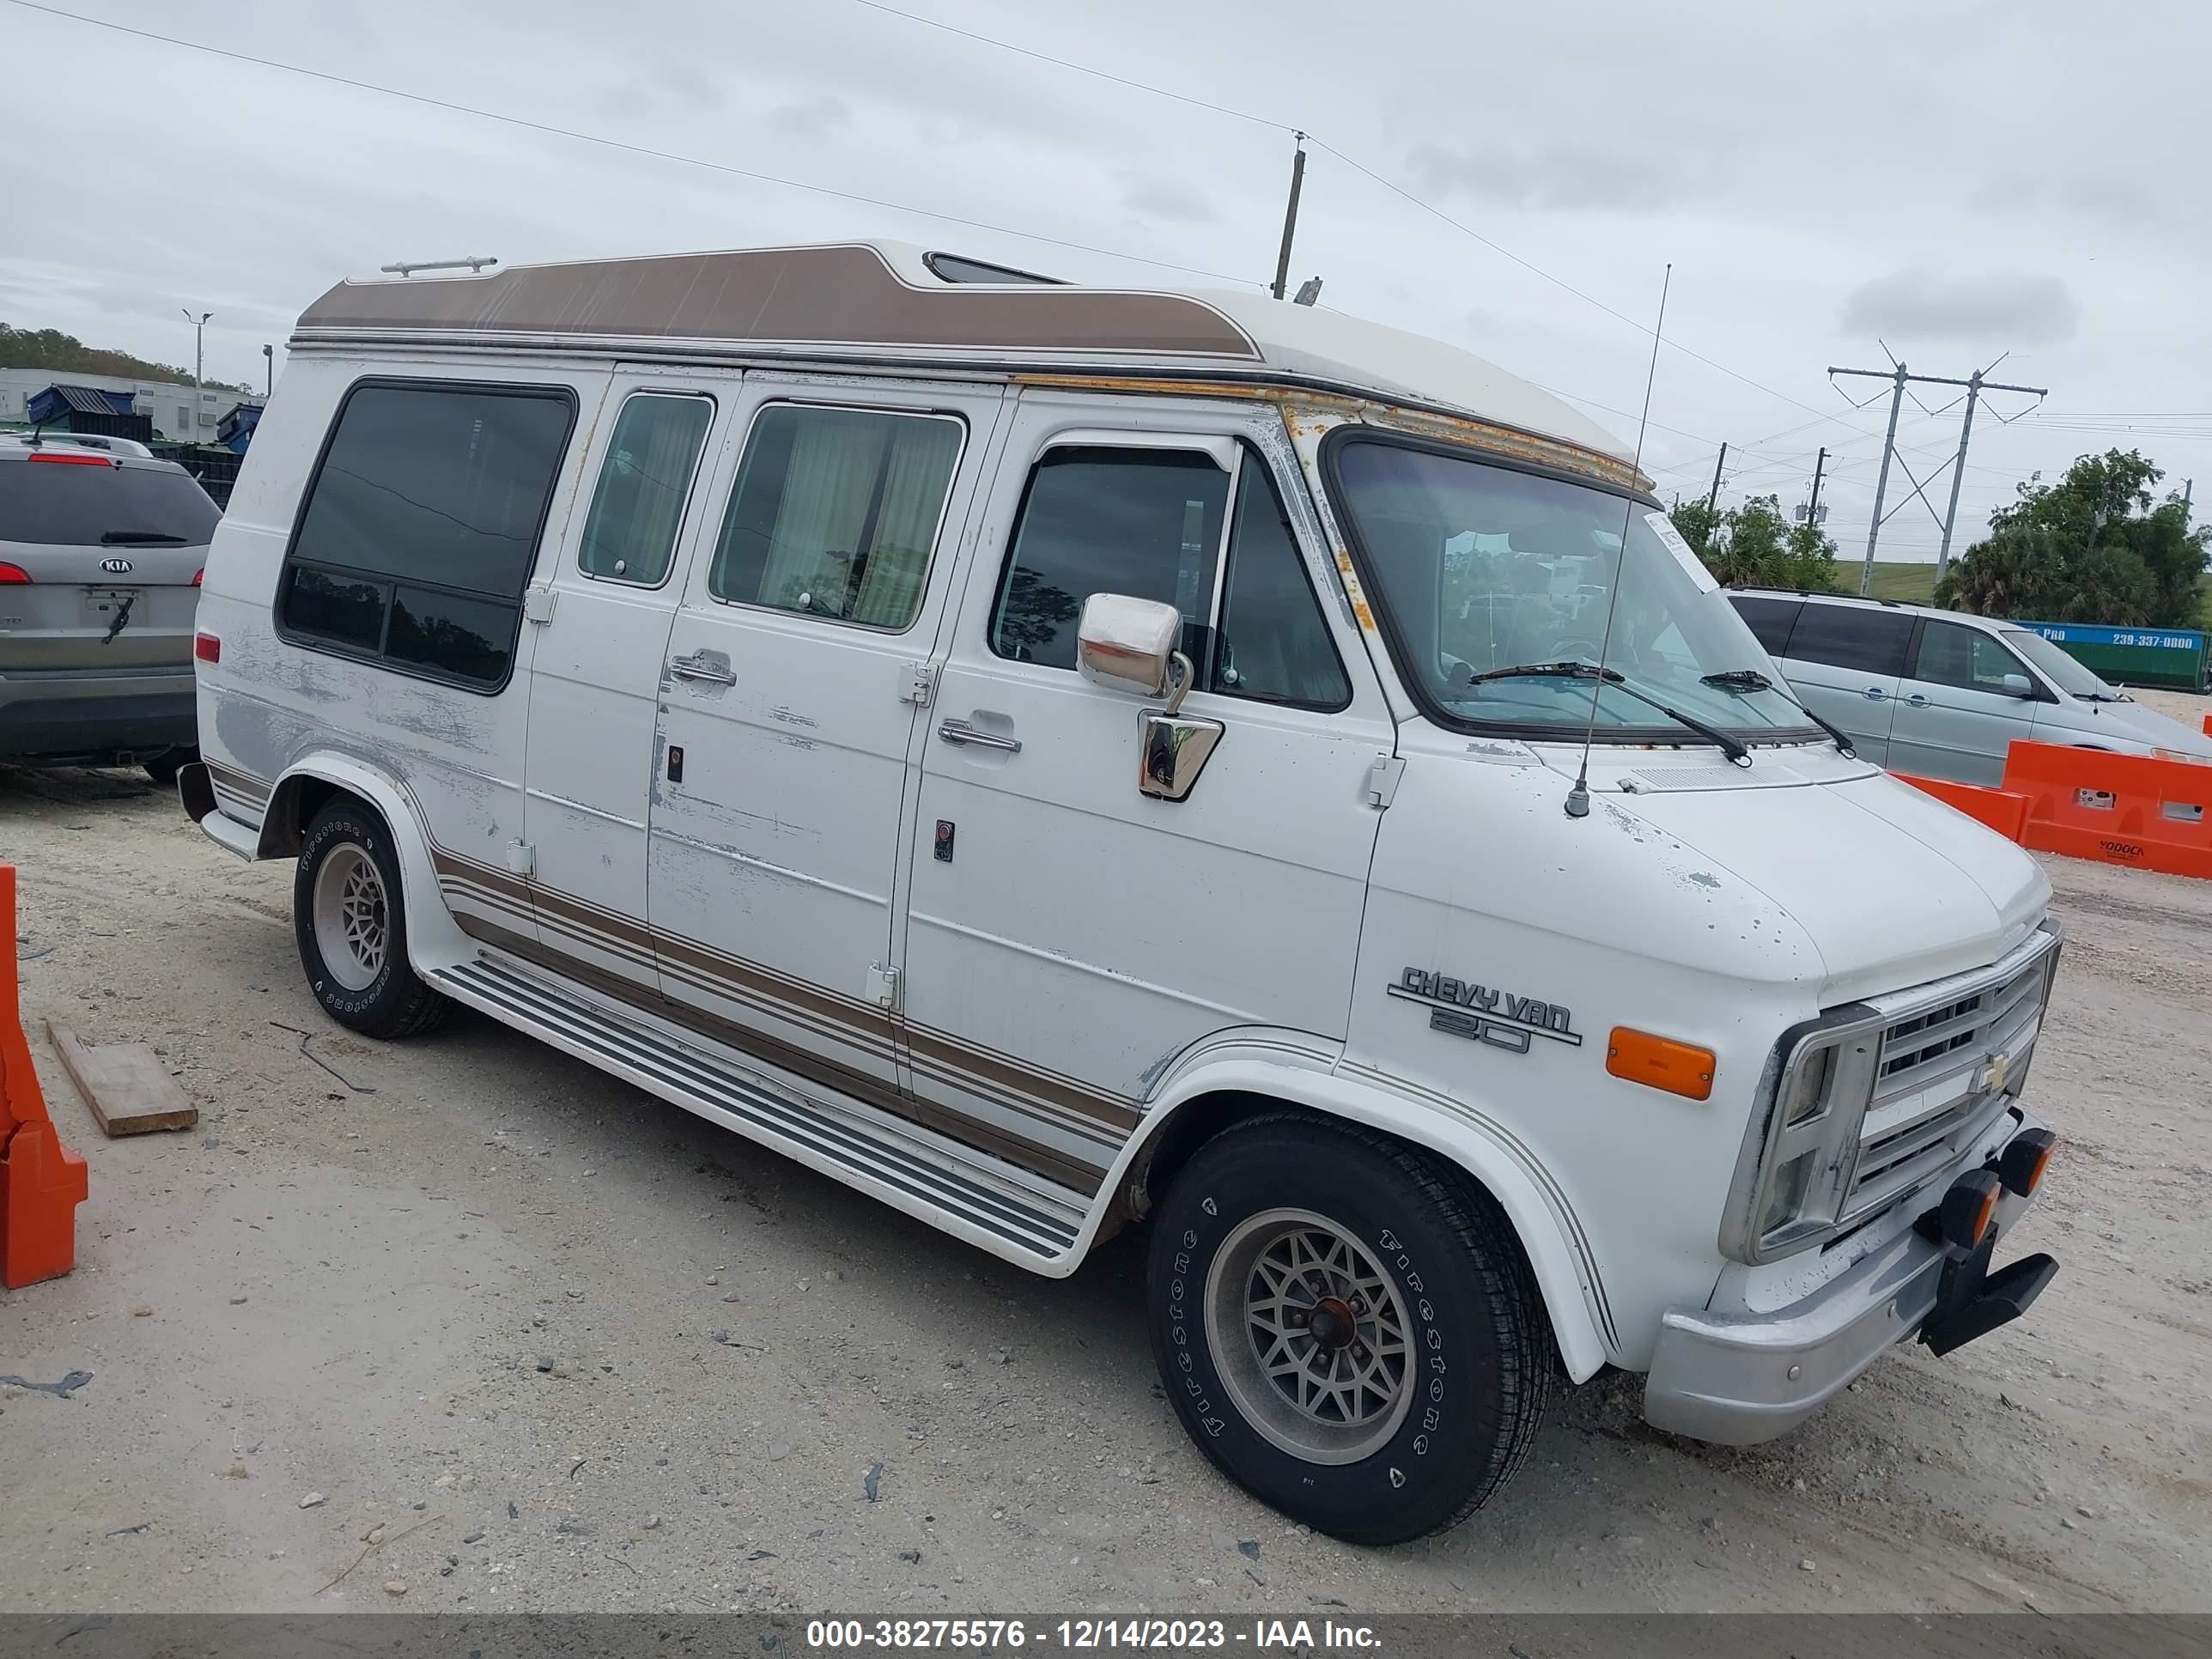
[295,238,1631,471]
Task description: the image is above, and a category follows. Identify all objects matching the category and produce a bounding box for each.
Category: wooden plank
[42,1021,198,1136]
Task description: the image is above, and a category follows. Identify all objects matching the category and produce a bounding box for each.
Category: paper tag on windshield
[1646,511,1718,593]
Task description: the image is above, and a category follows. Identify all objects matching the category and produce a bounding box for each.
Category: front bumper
[1644,1109,2056,1444]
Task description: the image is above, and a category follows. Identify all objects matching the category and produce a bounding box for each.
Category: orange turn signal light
[2000,1128,2057,1197]
[1939,1169,2003,1252]
[1606,1027,1716,1101]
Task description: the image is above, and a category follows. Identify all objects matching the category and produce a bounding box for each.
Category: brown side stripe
[205,762,272,805]
[481,887,1124,1164]
[452,915,1108,1195]
[428,842,1144,1133]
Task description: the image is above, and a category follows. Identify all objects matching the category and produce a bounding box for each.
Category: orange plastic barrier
[2000,741,2212,880]
[2203,712,2210,738]
[1893,774,2031,842]
[0,866,88,1288]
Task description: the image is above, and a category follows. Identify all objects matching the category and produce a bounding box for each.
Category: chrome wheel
[312,843,388,992]
[1203,1207,1414,1465]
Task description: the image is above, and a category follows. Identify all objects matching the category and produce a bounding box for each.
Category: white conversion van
[183,241,2064,1544]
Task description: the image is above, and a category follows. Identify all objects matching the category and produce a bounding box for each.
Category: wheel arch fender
[1096,1048,1614,1382]
[262,753,474,973]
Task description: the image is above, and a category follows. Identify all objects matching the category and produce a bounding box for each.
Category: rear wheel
[1147,1113,1553,1545]
[294,799,453,1039]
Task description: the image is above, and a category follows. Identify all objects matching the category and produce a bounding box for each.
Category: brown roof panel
[297,244,1260,362]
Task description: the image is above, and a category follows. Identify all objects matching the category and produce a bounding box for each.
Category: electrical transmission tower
[1828,350,2048,595]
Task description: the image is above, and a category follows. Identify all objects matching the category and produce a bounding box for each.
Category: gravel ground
[3,694,2209,1614]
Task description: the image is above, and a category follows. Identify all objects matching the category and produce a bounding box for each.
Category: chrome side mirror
[2000,673,2035,699]
[1073,592,1224,801]
[1139,700,1223,801]
[1078,593,1182,700]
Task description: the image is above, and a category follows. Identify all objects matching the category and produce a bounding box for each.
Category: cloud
[1968,173,2159,226]
[1406,143,1671,212]
[765,94,850,139]
[1119,176,1218,226]
[1838,268,2081,344]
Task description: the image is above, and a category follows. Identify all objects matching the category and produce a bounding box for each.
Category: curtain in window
[852,418,962,626]
[756,411,889,615]
[580,396,710,582]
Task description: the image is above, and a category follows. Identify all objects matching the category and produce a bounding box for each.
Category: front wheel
[1147,1114,1553,1544]
[294,799,453,1039]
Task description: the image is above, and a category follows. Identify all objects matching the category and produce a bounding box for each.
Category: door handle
[1905,694,1929,707]
[669,653,736,685]
[938,718,1021,754]
[1863,687,1888,701]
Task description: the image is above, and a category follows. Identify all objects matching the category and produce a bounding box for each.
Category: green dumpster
[2015,621,2210,693]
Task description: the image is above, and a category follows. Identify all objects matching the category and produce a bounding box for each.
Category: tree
[1670,494,1839,592]
[1937,448,2209,625]
[0,321,255,397]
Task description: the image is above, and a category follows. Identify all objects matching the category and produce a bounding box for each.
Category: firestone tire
[294,799,453,1041]
[1147,1112,1553,1545]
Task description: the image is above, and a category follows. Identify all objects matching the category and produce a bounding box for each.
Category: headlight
[1778,1045,1833,1127]
[1721,1011,1884,1263]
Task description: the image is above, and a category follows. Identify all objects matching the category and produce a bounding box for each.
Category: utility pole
[1935,374,1984,578]
[1859,362,1907,596]
[1831,358,2048,595]
[1270,133,1307,302]
[1705,441,1728,513]
[181,308,211,436]
[1806,447,1827,526]
[262,343,273,399]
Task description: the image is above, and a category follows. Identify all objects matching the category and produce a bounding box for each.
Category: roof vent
[379,256,499,277]
[922,251,1064,286]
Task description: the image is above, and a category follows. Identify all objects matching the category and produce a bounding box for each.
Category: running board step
[431,957,1088,1263]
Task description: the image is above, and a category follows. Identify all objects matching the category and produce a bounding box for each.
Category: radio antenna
[1565,263,1672,820]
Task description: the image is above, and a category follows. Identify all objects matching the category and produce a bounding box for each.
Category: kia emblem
[100,556,134,574]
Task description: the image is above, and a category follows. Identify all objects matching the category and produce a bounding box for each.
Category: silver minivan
[1729,589,2212,785]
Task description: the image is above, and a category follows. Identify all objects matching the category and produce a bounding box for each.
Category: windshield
[1330,436,1817,739]
[2002,629,2115,700]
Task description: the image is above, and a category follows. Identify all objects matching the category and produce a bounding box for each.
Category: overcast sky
[6,0,2207,563]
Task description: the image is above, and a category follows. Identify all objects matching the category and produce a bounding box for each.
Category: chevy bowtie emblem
[1980,1052,2012,1094]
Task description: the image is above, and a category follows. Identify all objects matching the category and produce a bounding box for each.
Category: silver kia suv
[0,434,218,781]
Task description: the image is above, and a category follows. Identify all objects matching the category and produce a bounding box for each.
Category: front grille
[1844,945,2051,1222]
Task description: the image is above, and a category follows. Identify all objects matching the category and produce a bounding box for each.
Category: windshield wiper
[99,530,189,545]
[1468,661,1750,764]
[1467,660,1601,684]
[1701,667,1856,758]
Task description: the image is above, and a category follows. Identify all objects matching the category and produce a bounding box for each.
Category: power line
[0,0,1261,288]
[845,0,1294,135]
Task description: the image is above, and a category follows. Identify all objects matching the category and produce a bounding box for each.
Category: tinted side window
[1784,603,1912,677]
[1911,621,2027,692]
[1728,595,1803,659]
[1211,457,1350,709]
[709,404,963,630]
[0,459,220,547]
[577,393,714,586]
[280,381,574,690]
[990,447,1228,669]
